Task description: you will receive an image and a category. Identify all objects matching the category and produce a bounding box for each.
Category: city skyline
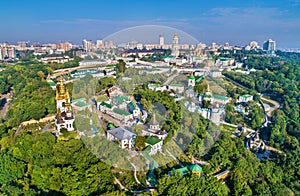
[1,0,300,48]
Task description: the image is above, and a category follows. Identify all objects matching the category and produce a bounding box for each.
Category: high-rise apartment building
[263,39,276,51]
[159,35,164,46]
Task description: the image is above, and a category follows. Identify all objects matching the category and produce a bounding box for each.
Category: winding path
[260,96,280,117]
[114,177,128,191]
[163,71,180,86]
[128,159,143,186]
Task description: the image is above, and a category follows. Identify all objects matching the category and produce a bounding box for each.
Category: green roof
[47,80,56,86]
[113,108,131,116]
[146,136,161,145]
[149,83,163,87]
[100,102,113,109]
[195,75,205,83]
[163,55,176,58]
[128,101,137,110]
[219,57,233,61]
[156,66,172,69]
[189,164,203,173]
[169,83,184,87]
[173,167,189,175]
[107,123,114,129]
[240,94,252,98]
[112,95,129,105]
[74,101,90,107]
[144,145,152,153]
[212,93,229,101]
[200,92,229,101]
[72,98,86,103]
[188,75,195,80]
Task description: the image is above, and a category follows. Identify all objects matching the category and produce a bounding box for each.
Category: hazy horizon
[1,0,300,48]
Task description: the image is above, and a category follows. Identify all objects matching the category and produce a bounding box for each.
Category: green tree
[116,59,126,76]
[134,136,146,151]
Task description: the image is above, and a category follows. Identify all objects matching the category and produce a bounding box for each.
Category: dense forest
[221,52,300,195]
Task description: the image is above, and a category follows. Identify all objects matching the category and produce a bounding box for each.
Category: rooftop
[113,108,131,116]
[172,167,189,175]
[112,95,130,105]
[150,115,159,126]
[201,92,229,101]
[169,83,184,87]
[148,83,163,87]
[189,164,203,173]
[74,101,90,107]
[47,80,56,86]
[107,127,136,140]
[100,102,113,109]
[195,75,205,83]
[188,75,195,80]
[212,93,229,101]
[146,136,161,145]
[240,94,253,98]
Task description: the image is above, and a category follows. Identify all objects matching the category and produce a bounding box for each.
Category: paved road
[220,121,255,133]
[260,96,280,116]
[166,149,183,167]
[51,62,112,78]
[163,71,180,86]
[128,159,144,186]
[265,145,286,156]
[191,156,210,166]
[114,177,128,191]
[0,91,12,119]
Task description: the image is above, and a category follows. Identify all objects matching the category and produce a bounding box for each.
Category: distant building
[82,39,95,52]
[209,71,222,78]
[40,56,72,63]
[246,41,260,51]
[199,92,230,105]
[237,94,253,103]
[159,35,164,46]
[168,83,185,94]
[263,39,276,51]
[172,34,180,57]
[107,127,136,149]
[57,42,72,52]
[79,59,108,67]
[215,58,235,67]
[96,39,104,50]
[148,83,167,92]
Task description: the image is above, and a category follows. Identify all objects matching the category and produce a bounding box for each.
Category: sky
[1,0,300,48]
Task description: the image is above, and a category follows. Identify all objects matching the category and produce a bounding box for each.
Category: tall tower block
[159,35,164,46]
[173,34,179,45]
